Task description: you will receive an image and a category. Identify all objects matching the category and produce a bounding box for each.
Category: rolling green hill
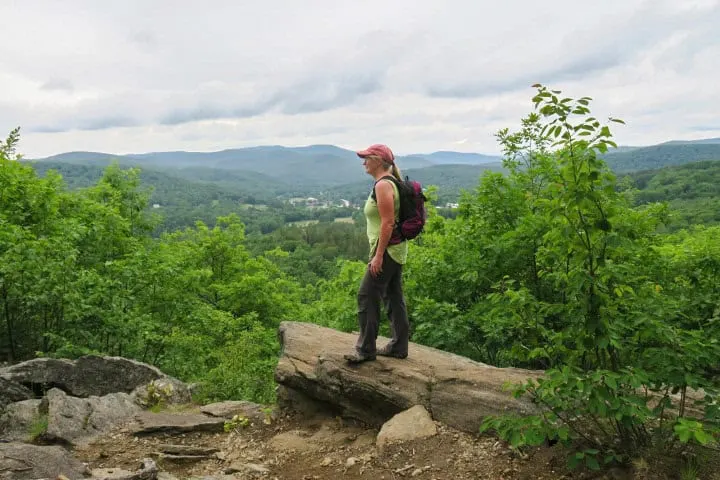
[625,159,720,228]
[603,143,720,172]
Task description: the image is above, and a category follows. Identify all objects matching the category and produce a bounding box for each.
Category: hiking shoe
[377,346,407,359]
[344,352,376,364]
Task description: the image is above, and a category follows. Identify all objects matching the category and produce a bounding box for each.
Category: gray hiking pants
[355,251,409,356]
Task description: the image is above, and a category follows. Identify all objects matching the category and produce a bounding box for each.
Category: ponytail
[391,164,402,181]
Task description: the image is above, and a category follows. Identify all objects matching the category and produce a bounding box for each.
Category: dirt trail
[73,409,624,480]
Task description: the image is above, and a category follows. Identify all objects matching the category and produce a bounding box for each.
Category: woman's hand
[369,254,383,277]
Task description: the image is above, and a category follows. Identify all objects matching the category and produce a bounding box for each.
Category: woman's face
[362,155,381,175]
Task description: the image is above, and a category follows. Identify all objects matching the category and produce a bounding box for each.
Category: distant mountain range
[661,138,720,145]
[30,145,503,188]
[27,137,720,190]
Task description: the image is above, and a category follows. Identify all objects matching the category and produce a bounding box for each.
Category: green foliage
[139,381,176,412]
[193,321,280,404]
[224,414,250,432]
[405,85,720,471]
[1,133,303,403]
[297,260,367,333]
[27,413,48,442]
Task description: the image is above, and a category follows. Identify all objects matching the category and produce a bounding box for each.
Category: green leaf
[693,429,714,446]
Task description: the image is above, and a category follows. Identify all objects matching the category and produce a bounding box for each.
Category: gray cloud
[424,52,621,99]
[276,74,383,115]
[129,30,158,49]
[40,78,74,92]
[423,0,719,99]
[0,0,718,157]
[80,115,139,131]
[159,102,273,126]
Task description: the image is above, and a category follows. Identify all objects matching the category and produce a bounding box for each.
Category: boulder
[0,399,42,442]
[0,442,89,480]
[274,321,542,434]
[0,356,172,398]
[0,377,33,410]
[44,388,142,446]
[376,405,437,449]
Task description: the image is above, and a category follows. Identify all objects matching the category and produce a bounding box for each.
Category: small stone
[321,457,332,467]
[246,463,269,473]
[346,457,358,467]
[411,468,423,477]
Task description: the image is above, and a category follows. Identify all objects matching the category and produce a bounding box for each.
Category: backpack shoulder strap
[371,175,399,201]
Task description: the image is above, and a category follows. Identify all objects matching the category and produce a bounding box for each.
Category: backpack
[371,175,427,245]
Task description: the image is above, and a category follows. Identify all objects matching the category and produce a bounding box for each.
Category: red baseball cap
[356,144,394,164]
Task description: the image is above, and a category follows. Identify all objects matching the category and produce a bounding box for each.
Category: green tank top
[364,178,409,265]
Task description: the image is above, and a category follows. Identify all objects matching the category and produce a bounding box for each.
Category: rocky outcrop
[0,356,195,449]
[44,388,143,446]
[0,356,185,398]
[0,442,89,479]
[274,321,542,434]
[0,377,33,409]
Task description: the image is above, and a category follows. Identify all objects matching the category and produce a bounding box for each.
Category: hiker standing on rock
[345,144,410,364]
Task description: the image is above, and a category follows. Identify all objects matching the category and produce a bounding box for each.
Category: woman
[344,143,409,364]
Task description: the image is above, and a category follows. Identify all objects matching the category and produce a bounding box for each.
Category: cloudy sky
[2,0,719,158]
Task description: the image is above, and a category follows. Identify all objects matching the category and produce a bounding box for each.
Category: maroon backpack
[372,175,427,245]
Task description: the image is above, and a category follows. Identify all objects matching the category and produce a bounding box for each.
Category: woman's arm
[369,180,395,276]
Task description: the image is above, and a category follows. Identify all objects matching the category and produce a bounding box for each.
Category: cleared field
[287,219,320,227]
[238,204,269,210]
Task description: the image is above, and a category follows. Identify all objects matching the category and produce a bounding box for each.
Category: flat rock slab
[275,321,543,434]
[157,444,220,456]
[90,458,157,480]
[156,453,212,463]
[132,412,226,435]
[200,400,271,423]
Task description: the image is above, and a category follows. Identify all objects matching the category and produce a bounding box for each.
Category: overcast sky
[2,0,719,158]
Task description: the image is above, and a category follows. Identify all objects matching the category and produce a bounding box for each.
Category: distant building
[152,203,161,209]
[445,203,459,209]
